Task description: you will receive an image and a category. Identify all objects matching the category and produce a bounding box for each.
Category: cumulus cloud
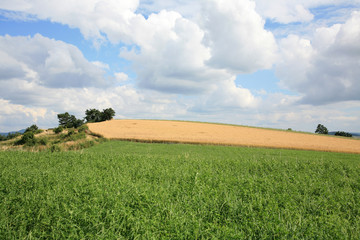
[254,0,360,23]
[276,11,360,104]
[201,0,277,73]
[0,34,108,88]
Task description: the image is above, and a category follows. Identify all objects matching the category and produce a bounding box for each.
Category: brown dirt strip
[88,120,360,154]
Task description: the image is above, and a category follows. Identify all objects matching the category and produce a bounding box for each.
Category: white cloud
[276,11,360,104]
[114,72,129,82]
[202,0,277,73]
[0,34,108,88]
[254,0,360,24]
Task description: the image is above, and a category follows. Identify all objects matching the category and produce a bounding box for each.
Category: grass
[1,141,360,239]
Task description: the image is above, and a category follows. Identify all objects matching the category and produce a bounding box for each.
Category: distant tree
[25,124,39,133]
[335,131,352,137]
[85,108,115,123]
[101,108,115,121]
[57,112,83,128]
[315,124,328,134]
[85,109,102,123]
[0,135,6,141]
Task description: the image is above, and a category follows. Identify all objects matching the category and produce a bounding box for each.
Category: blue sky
[0,0,359,133]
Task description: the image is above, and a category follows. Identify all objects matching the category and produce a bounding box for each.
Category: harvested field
[88,120,360,154]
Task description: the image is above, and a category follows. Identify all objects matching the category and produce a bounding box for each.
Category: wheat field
[88,120,360,154]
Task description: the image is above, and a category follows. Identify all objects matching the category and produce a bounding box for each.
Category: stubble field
[88,119,360,153]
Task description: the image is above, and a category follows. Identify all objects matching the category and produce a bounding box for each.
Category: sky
[0,0,359,133]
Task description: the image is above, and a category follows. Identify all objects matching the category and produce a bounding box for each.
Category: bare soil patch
[88,120,360,154]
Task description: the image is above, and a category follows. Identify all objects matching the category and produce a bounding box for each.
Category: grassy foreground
[1,141,360,239]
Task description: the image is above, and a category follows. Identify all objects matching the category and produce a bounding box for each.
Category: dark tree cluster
[85,108,115,123]
[57,112,84,128]
[0,132,21,141]
[57,108,115,129]
[335,131,352,137]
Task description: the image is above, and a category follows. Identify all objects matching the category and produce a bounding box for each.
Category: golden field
[88,120,360,154]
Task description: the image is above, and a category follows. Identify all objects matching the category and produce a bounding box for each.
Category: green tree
[335,131,352,137]
[101,108,115,121]
[85,109,102,123]
[25,124,39,133]
[57,112,83,128]
[315,124,328,134]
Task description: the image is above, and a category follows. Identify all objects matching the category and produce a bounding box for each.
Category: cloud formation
[0,34,108,88]
[277,11,360,104]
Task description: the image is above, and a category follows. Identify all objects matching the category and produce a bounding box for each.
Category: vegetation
[53,126,64,134]
[315,124,328,134]
[24,124,42,134]
[0,132,21,142]
[57,112,84,129]
[335,131,352,137]
[1,141,359,239]
[85,108,115,123]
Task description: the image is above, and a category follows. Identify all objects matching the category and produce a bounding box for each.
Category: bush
[78,125,89,133]
[38,138,48,146]
[50,144,62,152]
[16,131,36,146]
[25,124,38,133]
[53,126,64,134]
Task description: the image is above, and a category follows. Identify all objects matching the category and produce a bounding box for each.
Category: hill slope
[88,120,360,154]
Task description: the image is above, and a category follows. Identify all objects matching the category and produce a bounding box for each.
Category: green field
[1,141,360,239]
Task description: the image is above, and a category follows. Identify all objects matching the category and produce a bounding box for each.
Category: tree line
[57,108,115,129]
[315,124,352,137]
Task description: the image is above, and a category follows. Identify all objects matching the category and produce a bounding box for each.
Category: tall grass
[1,141,359,239]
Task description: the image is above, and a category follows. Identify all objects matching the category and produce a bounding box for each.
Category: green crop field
[1,141,360,239]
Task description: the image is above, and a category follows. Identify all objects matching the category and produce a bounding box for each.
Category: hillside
[88,120,360,154]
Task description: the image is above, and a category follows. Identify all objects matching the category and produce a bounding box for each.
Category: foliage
[335,131,352,137]
[0,132,22,142]
[1,141,360,239]
[25,124,38,133]
[77,124,89,133]
[57,112,84,128]
[53,126,64,134]
[315,124,328,134]
[16,131,36,146]
[101,108,115,121]
[84,109,102,123]
[85,108,115,123]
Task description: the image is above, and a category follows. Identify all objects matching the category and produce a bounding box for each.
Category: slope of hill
[88,120,360,154]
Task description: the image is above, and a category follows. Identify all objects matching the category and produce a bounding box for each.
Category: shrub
[78,124,89,133]
[25,124,38,133]
[53,126,64,134]
[38,138,48,146]
[17,131,36,146]
[50,144,62,152]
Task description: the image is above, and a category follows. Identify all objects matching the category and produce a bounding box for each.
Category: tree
[85,109,102,123]
[335,131,352,137]
[101,108,115,121]
[25,124,39,133]
[85,108,116,122]
[57,112,84,128]
[315,124,328,134]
